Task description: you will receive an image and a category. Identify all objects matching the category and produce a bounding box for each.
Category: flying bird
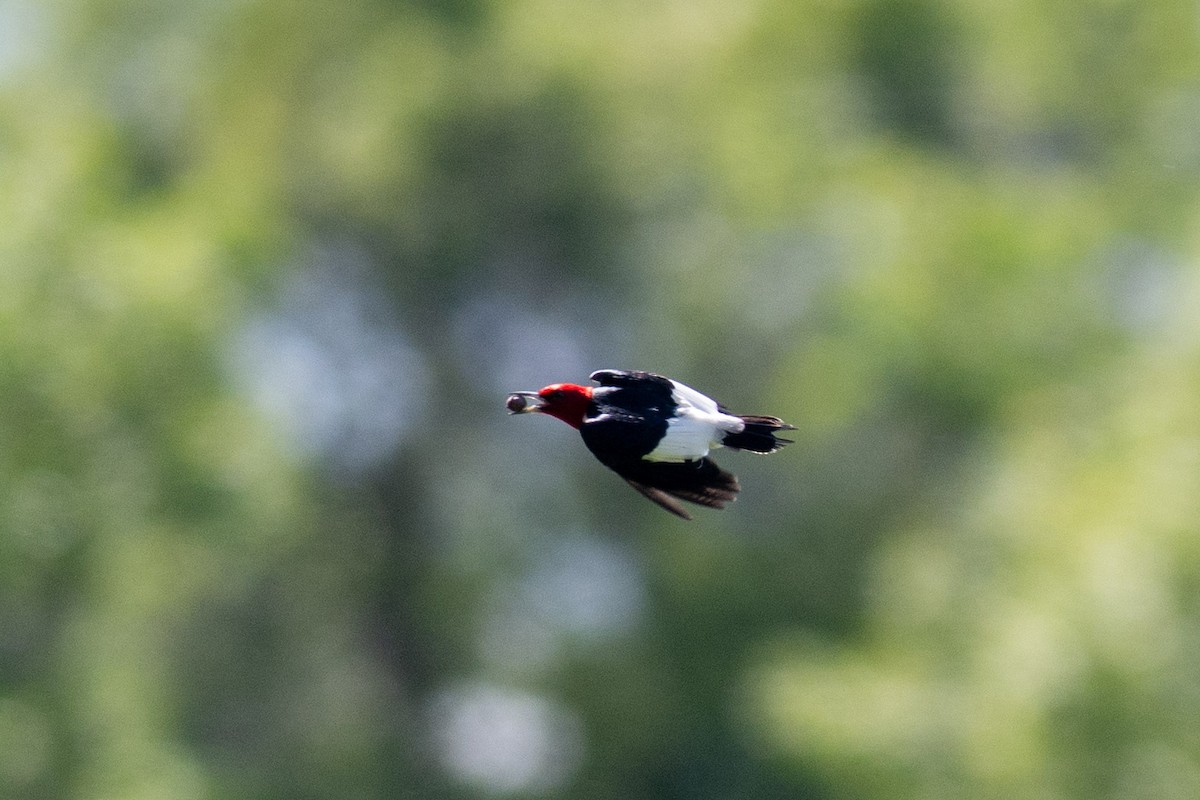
[507,369,794,520]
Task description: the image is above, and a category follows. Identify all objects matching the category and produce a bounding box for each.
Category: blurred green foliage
[3,0,1200,798]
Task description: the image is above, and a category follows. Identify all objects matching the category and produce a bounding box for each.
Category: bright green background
[4,1,1200,798]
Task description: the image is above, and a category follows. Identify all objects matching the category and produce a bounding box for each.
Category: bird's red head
[506,382,593,428]
[535,383,593,428]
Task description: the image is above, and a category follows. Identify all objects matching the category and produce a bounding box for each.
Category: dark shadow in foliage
[854,0,960,147]
[381,0,488,32]
[351,82,630,320]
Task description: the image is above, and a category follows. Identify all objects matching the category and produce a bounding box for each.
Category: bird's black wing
[589,369,676,392]
[621,480,695,520]
[615,458,740,520]
[592,369,737,414]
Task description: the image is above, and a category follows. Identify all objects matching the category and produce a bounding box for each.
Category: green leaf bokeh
[3,1,1200,798]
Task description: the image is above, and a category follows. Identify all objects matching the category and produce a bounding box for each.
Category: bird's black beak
[506,391,545,415]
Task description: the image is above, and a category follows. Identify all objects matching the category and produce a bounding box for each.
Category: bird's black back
[579,371,678,466]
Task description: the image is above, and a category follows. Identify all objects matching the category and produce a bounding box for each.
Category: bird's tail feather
[722,415,795,454]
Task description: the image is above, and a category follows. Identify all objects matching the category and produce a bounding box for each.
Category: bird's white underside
[645,380,745,463]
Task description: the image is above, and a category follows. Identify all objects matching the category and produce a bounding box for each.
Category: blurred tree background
[3,0,1200,798]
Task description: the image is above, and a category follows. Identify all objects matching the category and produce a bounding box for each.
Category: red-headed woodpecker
[507,369,794,520]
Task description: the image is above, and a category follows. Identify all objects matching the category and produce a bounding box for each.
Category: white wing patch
[668,381,721,415]
[645,380,745,462]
